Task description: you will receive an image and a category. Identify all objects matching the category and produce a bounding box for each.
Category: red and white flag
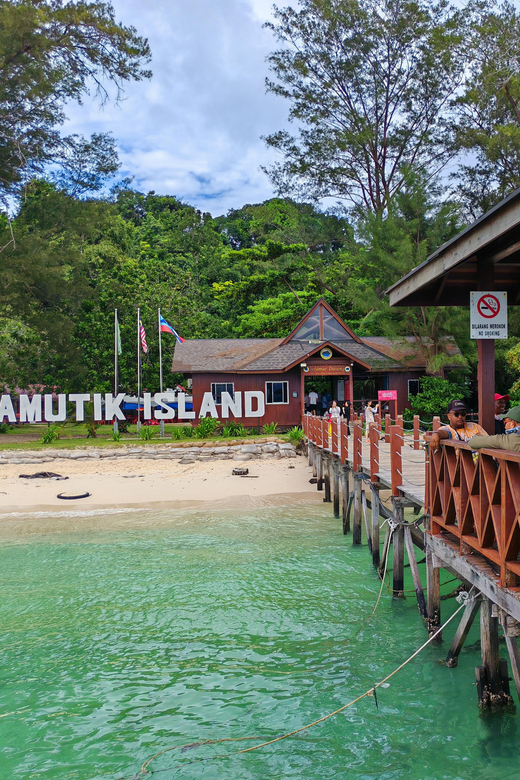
[139,320,148,353]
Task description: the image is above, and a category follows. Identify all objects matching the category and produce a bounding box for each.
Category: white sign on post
[470,291,508,339]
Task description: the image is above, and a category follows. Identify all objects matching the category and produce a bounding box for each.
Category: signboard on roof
[470,291,508,339]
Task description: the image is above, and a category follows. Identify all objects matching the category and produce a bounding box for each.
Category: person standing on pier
[364,400,379,441]
[424,400,487,452]
[341,398,351,434]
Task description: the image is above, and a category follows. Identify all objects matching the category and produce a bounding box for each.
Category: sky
[63,0,292,217]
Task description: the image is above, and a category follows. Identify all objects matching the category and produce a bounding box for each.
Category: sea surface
[1,504,519,780]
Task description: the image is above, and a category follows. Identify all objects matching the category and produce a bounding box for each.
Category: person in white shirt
[365,400,379,440]
[308,390,319,414]
[328,400,341,420]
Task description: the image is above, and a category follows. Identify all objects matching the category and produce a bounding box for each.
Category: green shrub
[262,422,278,435]
[181,425,194,438]
[221,420,247,437]
[286,426,305,446]
[86,421,98,438]
[41,425,60,444]
[171,426,183,440]
[138,424,155,440]
[0,422,10,434]
[111,430,122,442]
[407,376,470,423]
[195,417,220,438]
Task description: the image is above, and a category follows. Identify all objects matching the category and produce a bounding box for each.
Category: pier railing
[429,440,520,588]
[302,413,425,502]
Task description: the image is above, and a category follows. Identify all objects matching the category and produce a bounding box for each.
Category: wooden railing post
[390,425,402,498]
[413,415,420,450]
[385,413,391,443]
[432,416,440,431]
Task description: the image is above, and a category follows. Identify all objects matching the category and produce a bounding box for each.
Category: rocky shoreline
[0,439,298,466]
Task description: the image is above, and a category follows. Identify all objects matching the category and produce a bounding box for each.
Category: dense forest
[2,0,520,399]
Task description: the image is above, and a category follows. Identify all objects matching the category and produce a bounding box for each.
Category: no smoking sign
[470,291,507,339]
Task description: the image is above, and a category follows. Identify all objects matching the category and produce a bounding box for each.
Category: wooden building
[172,299,460,426]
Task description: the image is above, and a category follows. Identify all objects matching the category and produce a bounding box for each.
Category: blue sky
[62,0,290,216]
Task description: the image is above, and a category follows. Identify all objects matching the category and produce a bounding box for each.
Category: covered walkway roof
[387,187,520,307]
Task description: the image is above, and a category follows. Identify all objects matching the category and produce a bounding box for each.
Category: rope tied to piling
[129,589,475,779]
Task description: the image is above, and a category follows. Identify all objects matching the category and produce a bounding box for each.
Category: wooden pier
[303,413,520,708]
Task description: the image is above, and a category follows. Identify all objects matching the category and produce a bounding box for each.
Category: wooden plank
[341,466,350,535]
[352,474,362,546]
[393,513,405,597]
[504,635,520,702]
[333,458,340,518]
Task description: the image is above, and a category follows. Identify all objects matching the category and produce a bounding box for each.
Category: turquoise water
[1,505,519,780]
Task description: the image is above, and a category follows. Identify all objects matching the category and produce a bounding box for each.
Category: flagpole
[114,309,119,436]
[158,307,165,438]
[137,307,141,432]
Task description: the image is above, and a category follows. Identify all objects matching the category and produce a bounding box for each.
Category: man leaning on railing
[423,399,487,453]
[470,406,520,453]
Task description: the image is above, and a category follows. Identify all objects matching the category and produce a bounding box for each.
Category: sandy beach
[0,453,321,523]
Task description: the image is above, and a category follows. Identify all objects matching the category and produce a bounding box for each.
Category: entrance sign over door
[470,291,508,339]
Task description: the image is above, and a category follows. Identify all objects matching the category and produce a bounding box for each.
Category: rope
[131,594,472,778]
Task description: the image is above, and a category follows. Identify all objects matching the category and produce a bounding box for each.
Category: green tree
[0,0,151,200]
[452,2,520,218]
[264,0,466,215]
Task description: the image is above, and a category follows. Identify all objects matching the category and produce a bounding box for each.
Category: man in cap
[424,399,487,453]
[494,393,510,434]
[469,406,520,453]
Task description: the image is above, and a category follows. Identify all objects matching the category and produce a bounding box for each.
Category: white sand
[0,455,320,519]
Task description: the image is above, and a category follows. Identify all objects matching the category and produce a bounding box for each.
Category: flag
[139,320,148,353]
[159,315,184,344]
[116,320,122,356]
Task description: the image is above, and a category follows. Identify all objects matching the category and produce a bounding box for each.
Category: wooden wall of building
[191,370,303,427]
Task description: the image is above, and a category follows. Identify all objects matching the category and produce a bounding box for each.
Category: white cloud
[61,0,292,216]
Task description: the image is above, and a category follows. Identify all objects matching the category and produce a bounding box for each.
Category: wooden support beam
[324,454,332,503]
[426,547,442,640]
[341,466,350,535]
[413,416,420,450]
[504,635,520,702]
[362,488,372,553]
[477,597,512,706]
[392,514,405,597]
[352,473,362,545]
[379,526,391,577]
[316,450,323,491]
[333,459,340,518]
[370,483,380,569]
[404,525,427,618]
[445,593,482,668]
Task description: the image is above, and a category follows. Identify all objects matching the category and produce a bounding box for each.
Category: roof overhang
[387,187,520,307]
[271,341,372,373]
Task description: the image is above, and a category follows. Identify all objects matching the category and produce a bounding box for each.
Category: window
[211,383,235,404]
[408,379,420,399]
[266,381,289,404]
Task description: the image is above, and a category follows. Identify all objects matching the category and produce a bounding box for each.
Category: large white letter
[178,392,195,420]
[199,392,218,419]
[69,393,91,422]
[0,395,16,423]
[19,394,42,423]
[244,391,265,418]
[143,393,152,420]
[93,393,103,421]
[154,392,175,420]
[104,393,126,421]
[221,391,242,419]
[44,394,67,422]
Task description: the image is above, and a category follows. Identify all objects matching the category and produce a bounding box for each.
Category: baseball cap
[495,393,510,402]
[498,405,520,423]
[447,399,467,413]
